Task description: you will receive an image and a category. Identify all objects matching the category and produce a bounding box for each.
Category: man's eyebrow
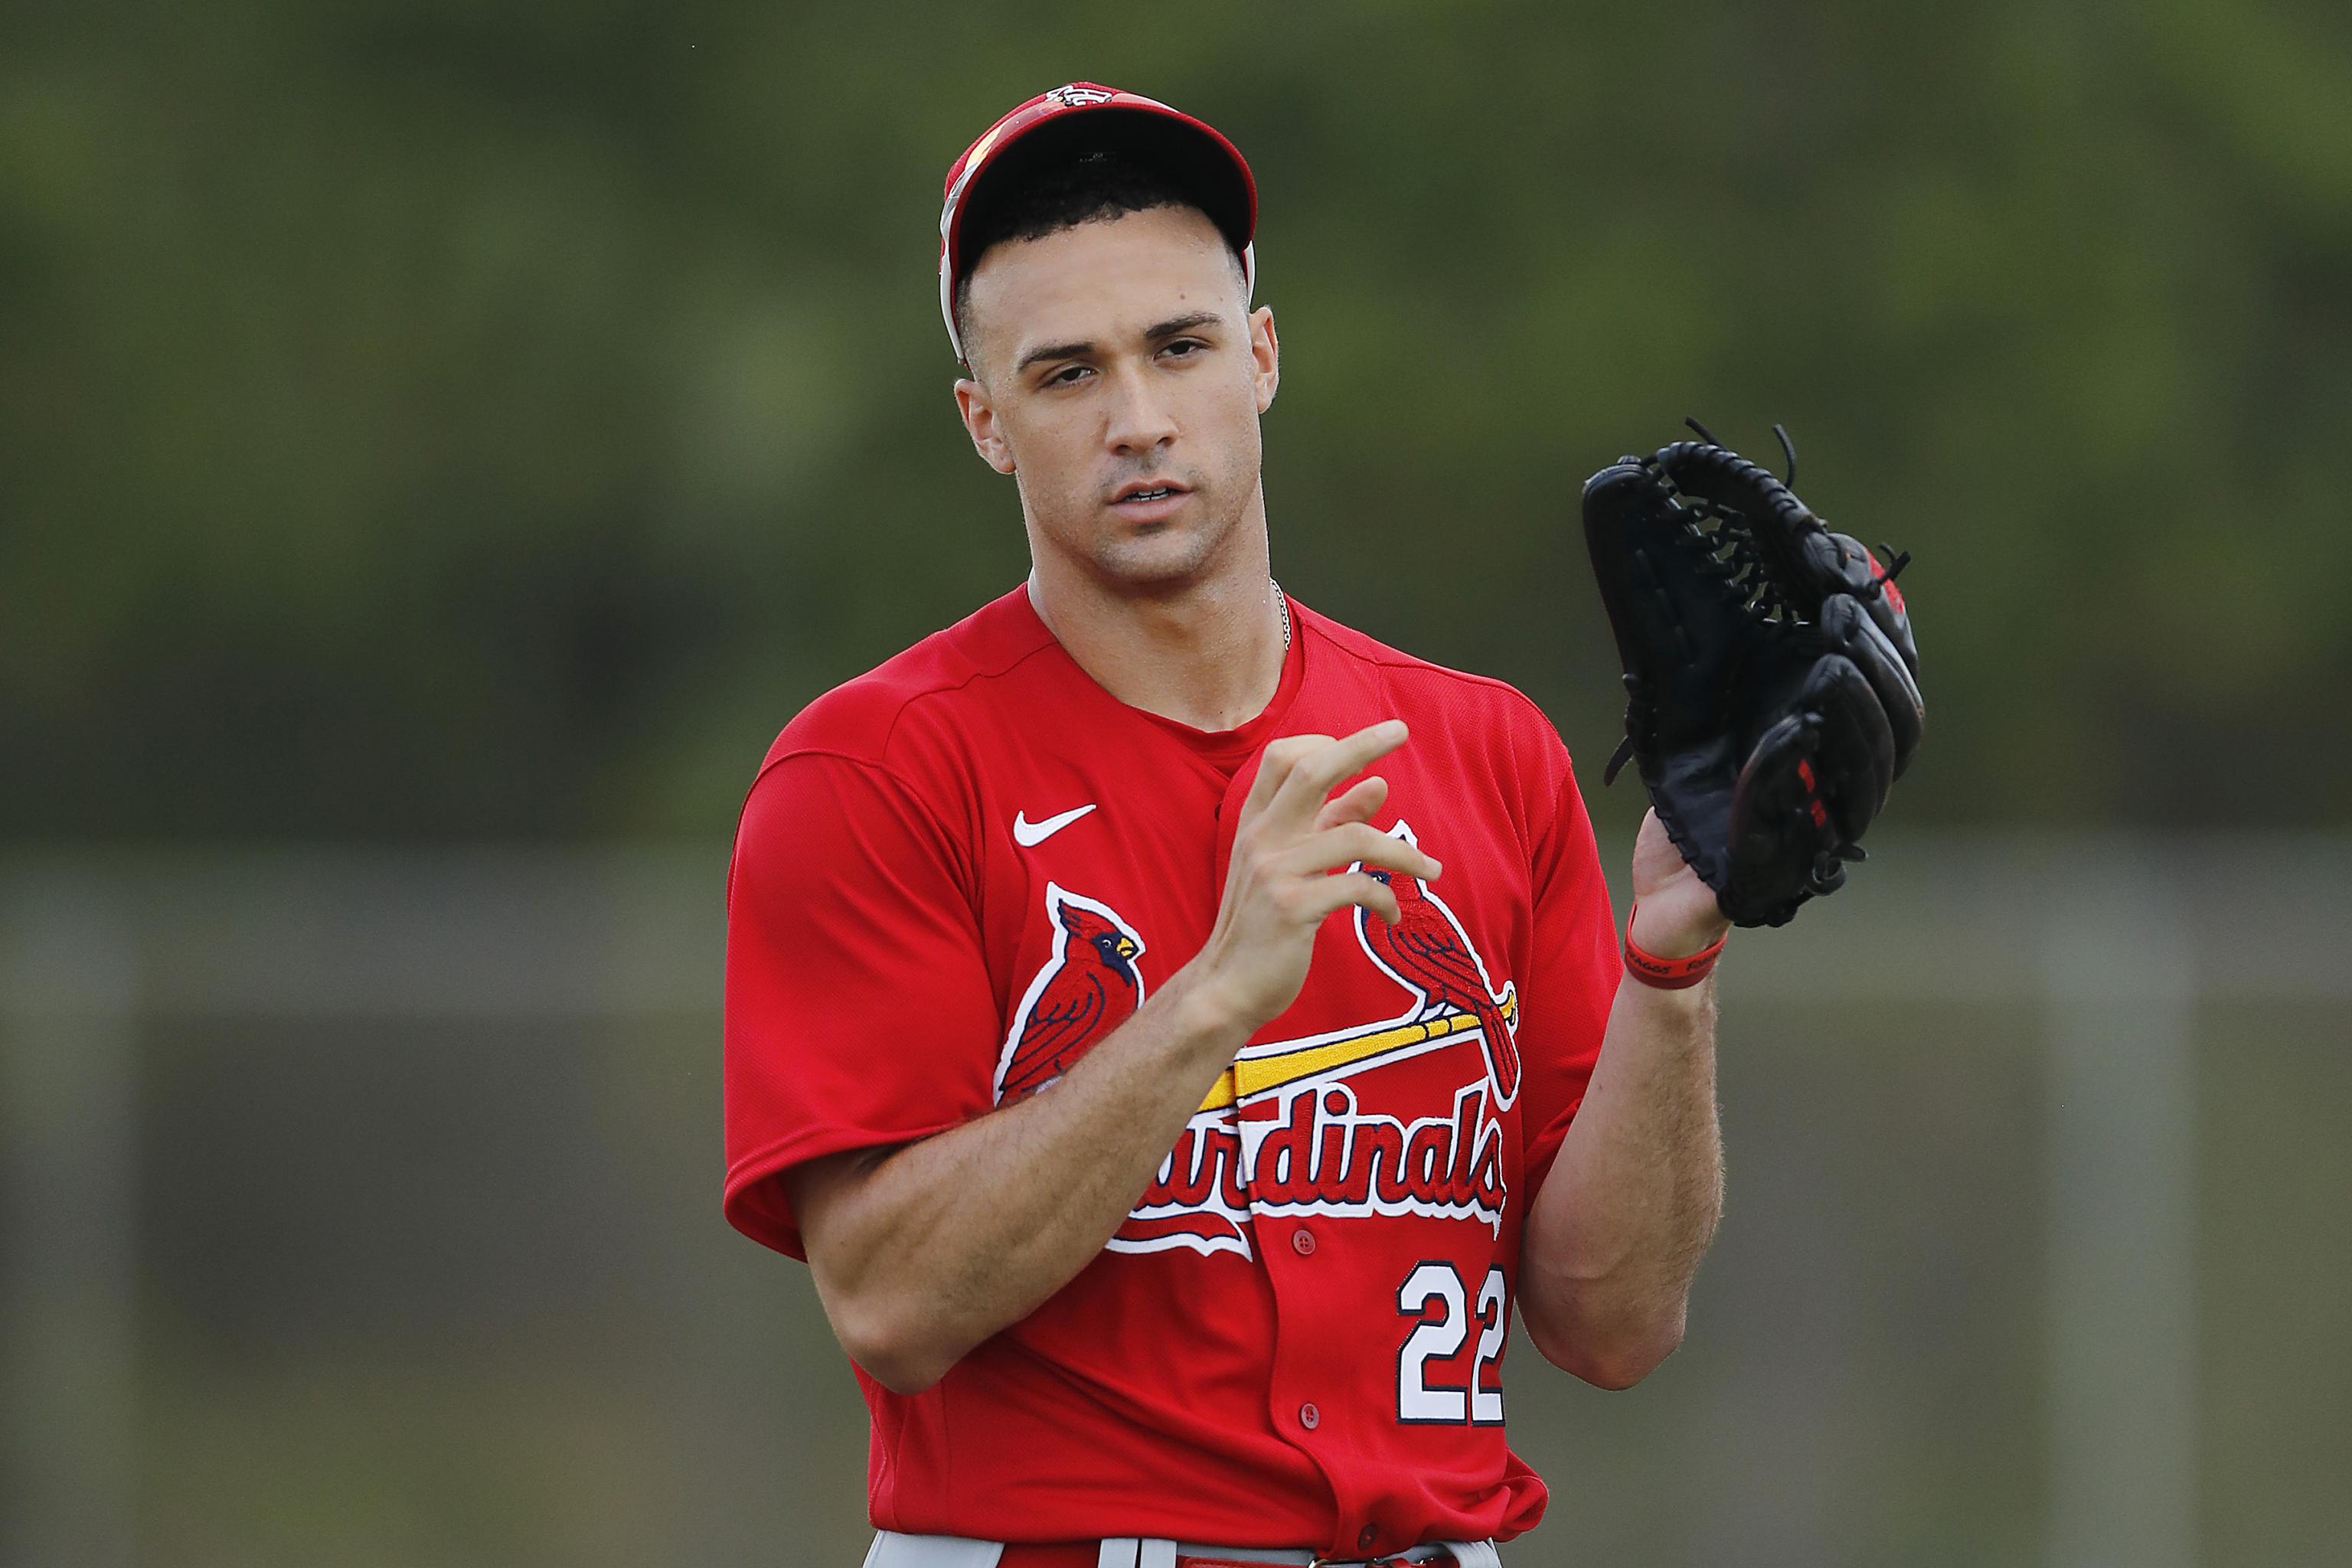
[1145,310,1221,339]
[1016,340,1094,374]
[1014,313,1225,375]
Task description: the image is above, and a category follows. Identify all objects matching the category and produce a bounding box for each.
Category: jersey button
[1298,1401,1320,1430]
[1290,1226,1317,1256]
[1357,1524,1380,1551]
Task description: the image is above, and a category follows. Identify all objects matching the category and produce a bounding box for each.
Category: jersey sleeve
[722,751,1001,1259]
[1514,740,1622,1200]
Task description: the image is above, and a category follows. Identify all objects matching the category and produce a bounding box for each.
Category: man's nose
[1102,363,1178,455]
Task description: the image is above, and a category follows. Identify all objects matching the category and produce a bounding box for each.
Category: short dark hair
[952,149,1247,364]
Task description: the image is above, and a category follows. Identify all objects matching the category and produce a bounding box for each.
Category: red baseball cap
[938,82,1259,363]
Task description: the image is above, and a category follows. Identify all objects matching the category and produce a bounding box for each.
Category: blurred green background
[3,2,2349,1565]
[8,0,2350,841]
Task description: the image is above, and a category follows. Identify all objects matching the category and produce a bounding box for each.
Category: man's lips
[1107,480,1191,522]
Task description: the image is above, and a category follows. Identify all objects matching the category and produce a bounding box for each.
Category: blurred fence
[2,838,2347,1567]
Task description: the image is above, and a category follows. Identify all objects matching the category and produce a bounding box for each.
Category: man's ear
[953,375,1018,475]
[1250,305,1280,413]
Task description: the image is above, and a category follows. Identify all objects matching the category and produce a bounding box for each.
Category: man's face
[953,204,1279,592]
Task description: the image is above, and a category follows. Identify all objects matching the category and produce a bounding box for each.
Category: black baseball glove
[1582,423,1923,928]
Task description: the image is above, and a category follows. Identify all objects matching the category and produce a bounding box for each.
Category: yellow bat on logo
[1197,993,1519,1113]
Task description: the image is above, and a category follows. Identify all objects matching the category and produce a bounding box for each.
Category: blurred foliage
[3,0,2348,840]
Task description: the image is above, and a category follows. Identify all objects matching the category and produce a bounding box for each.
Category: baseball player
[724,82,1919,1567]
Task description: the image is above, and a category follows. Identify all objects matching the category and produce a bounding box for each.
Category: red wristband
[1623,902,1726,990]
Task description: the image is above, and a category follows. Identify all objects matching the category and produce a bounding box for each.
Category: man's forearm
[1519,972,1723,1387]
[789,965,1247,1393]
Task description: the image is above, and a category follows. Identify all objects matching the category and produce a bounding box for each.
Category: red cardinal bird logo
[995,884,1147,1102]
[1353,822,1522,1106]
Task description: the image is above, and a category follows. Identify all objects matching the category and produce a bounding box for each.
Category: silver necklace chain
[1273,577,1291,652]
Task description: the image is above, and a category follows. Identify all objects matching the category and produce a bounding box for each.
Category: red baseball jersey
[724,585,1619,1554]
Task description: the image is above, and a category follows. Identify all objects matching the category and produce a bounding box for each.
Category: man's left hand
[1628,807,1730,960]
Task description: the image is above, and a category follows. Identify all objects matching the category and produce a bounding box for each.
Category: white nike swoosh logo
[1012,803,1098,847]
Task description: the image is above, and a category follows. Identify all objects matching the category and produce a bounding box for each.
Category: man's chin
[1086,528,1226,591]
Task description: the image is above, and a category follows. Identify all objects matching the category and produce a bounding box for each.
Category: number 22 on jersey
[1396,1262,1507,1425]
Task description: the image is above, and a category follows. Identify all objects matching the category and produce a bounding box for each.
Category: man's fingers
[1280,822,1442,881]
[1354,831,1442,882]
[1266,720,1409,826]
[1308,871,1402,927]
[1312,775,1390,831]
[1242,733,1335,820]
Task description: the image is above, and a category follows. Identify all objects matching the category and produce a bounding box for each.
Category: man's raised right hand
[1181,720,1443,1037]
